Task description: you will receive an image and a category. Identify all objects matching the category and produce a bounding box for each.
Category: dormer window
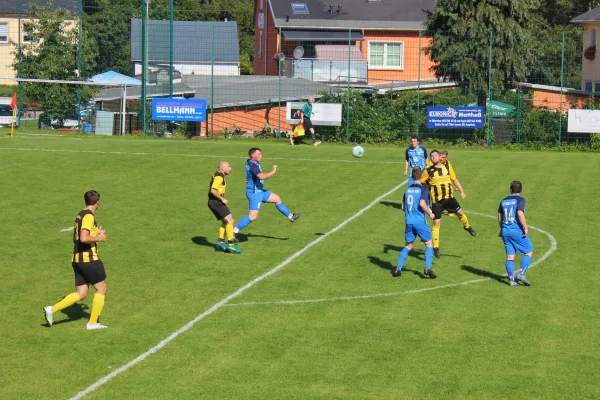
[291,3,309,14]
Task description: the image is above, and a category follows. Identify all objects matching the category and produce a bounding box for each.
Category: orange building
[254,0,437,85]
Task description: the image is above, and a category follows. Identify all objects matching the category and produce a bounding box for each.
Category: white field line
[59,227,74,232]
[227,211,557,307]
[67,181,409,400]
[0,146,402,164]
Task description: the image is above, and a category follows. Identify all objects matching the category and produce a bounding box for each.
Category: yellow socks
[459,213,470,229]
[432,225,440,248]
[225,224,234,243]
[219,223,226,241]
[89,293,105,324]
[52,292,80,313]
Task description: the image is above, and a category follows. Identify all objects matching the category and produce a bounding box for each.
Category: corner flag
[10,92,16,110]
[10,92,16,137]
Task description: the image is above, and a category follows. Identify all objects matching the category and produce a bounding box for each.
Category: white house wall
[134,63,240,76]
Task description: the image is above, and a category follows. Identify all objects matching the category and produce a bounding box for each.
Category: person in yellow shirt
[422,151,476,258]
[44,190,109,330]
[208,161,241,253]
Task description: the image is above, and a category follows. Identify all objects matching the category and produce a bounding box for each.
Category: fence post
[141,0,148,135]
[211,24,214,136]
[278,26,281,138]
[559,32,565,146]
[487,30,493,146]
[77,0,83,133]
[17,0,21,128]
[346,29,351,142]
[169,0,173,99]
[417,30,422,137]
[516,90,522,143]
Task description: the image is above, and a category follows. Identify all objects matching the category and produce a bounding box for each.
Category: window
[595,81,600,96]
[291,3,309,14]
[0,23,8,43]
[592,28,597,46]
[368,41,404,69]
[260,0,263,10]
[259,31,263,58]
[585,80,593,92]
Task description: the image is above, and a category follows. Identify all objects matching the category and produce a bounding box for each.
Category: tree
[425,0,540,104]
[14,2,98,125]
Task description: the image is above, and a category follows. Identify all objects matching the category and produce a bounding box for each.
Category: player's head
[440,150,448,162]
[411,135,419,148]
[430,150,440,164]
[219,161,231,175]
[308,96,314,104]
[248,147,262,161]
[84,190,100,206]
[510,181,522,194]
[411,166,423,181]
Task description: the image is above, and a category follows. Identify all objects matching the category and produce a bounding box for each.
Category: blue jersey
[498,195,526,235]
[403,183,430,225]
[405,145,427,171]
[245,159,264,193]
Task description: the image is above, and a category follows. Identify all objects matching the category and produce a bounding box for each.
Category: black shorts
[302,117,313,131]
[432,197,461,219]
[72,260,106,286]
[208,198,231,220]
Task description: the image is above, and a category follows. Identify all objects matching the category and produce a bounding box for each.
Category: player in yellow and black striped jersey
[208,161,241,253]
[43,190,110,330]
[421,150,476,258]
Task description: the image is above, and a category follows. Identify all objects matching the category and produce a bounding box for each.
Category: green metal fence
[3,0,597,146]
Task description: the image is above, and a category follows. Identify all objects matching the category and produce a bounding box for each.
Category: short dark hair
[510,181,522,194]
[411,166,423,181]
[84,190,100,206]
[430,149,439,156]
[411,135,419,141]
[248,147,261,157]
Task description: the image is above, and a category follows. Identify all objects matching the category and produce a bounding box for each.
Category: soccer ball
[352,145,364,158]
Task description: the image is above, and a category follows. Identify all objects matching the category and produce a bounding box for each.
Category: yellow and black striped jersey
[208,171,226,199]
[421,161,457,203]
[73,209,100,263]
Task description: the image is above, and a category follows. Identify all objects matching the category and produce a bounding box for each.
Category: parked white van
[0,97,17,127]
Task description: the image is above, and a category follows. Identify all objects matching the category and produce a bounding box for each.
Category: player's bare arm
[421,199,435,220]
[453,178,467,199]
[404,160,409,176]
[80,228,106,243]
[210,188,227,205]
[256,165,277,180]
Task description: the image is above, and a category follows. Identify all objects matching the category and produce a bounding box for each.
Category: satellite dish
[293,46,305,60]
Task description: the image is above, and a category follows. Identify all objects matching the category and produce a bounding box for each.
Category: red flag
[9,92,16,110]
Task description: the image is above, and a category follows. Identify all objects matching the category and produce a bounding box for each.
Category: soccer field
[1,134,599,399]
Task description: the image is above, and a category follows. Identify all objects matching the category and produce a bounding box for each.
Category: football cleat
[464,227,476,236]
[424,268,437,279]
[391,268,402,277]
[433,248,441,258]
[226,243,242,254]
[86,323,108,330]
[509,280,519,287]
[216,240,228,251]
[43,306,53,327]
[290,213,301,223]
[516,275,531,286]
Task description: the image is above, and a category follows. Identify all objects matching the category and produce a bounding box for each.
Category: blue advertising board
[152,98,207,122]
[426,106,485,129]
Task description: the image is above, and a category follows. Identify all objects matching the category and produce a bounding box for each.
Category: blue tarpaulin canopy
[90,71,141,86]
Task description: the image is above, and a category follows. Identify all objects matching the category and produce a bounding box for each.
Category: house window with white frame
[368,41,404,69]
[0,23,8,43]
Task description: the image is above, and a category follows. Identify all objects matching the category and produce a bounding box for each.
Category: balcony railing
[280,59,368,83]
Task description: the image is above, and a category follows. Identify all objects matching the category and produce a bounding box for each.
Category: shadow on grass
[379,201,402,210]
[383,244,425,261]
[191,236,217,248]
[368,256,425,278]
[42,303,90,327]
[461,265,508,285]
[245,233,288,241]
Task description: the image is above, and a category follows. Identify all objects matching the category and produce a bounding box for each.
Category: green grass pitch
[1,133,599,399]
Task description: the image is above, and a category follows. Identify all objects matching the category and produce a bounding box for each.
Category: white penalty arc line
[68,180,409,400]
[59,227,74,232]
[0,146,402,164]
[227,211,558,308]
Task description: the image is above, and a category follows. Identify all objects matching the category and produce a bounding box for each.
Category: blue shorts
[405,223,432,243]
[246,190,272,211]
[502,232,533,255]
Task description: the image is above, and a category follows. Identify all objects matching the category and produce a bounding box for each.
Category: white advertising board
[568,109,600,133]
[286,102,342,126]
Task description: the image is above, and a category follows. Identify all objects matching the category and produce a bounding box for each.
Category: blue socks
[276,202,291,218]
[518,255,532,276]
[235,215,253,232]
[424,247,433,269]
[396,247,410,271]
[505,260,515,280]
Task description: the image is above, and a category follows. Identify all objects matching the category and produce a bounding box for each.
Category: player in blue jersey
[392,167,437,279]
[404,136,428,184]
[498,181,533,287]
[233,148,300,238]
